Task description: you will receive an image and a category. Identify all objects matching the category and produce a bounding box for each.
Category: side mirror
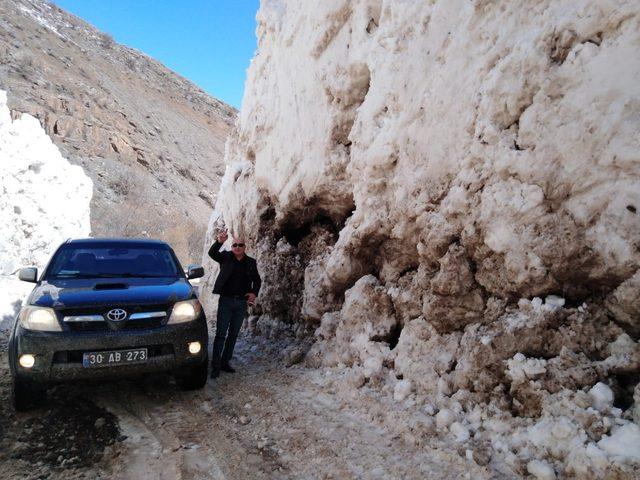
[18,267,38,283]
[186,265,204,280]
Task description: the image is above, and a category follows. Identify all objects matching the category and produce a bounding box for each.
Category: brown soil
[0,328,490,480]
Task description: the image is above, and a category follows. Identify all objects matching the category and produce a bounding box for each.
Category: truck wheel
[13,379,47,412]
[177,361,208,391]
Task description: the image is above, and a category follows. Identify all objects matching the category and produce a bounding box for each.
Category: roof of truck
[65,238,169,246]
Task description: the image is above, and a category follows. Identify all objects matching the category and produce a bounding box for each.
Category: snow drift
[205,0,640,476]
[0,89,92,327]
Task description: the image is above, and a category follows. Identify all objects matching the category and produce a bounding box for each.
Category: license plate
[82,348,148,368]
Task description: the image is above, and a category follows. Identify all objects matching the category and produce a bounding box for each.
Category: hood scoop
[93,282,129,291]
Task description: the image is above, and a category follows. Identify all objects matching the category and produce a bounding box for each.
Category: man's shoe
[210,367,220,379]
[220,364,235,373]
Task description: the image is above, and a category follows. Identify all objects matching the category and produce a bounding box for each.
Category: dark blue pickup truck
[8,238,208,411]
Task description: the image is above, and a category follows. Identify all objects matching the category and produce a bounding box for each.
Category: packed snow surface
[204,0,640,477]
[0,89,92,326]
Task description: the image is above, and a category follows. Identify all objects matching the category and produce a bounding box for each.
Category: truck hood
[28,277,193,308]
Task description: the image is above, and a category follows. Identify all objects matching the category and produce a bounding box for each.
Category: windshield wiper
[131,274,173,278]
[103,273,173,278]
[51,272,174,279]
[51,273,94,279]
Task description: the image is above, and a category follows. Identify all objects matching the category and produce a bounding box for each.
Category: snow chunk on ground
[436,409,455,429]
[588,382,614,411]
[527,459,556,480]
[393,379,412,401]
[544,295,565,310]
[597,423,640,462]
[506,353,547,384]
[450,422,470,443]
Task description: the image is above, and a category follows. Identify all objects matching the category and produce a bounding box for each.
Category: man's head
[231,236,246,258]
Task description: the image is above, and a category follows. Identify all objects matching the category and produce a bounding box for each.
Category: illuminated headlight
[19,354,36,368]
[168,299,201,324]
[188,342,202,355]
[19,306,61,332]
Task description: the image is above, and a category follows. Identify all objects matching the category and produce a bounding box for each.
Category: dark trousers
[211,296,247,369]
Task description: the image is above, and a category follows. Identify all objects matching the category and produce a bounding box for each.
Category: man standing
[208,229,261,378]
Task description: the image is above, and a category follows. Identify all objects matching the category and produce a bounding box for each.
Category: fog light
[19,354,35,368]
[188,342,201,355]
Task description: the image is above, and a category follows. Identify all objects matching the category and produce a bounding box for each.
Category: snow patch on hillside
[0,89,92,327]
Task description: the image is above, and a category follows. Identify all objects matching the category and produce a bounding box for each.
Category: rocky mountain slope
[206,0,640,477]
[0,0,236,263]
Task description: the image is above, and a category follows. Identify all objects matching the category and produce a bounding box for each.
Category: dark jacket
[208,241,261,296]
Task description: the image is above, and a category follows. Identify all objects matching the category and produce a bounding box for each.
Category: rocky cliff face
[207,0,640,476]
[0,0,236,262]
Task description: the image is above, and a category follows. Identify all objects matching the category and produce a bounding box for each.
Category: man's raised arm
[208,241,224,263]
[208,230,228,263]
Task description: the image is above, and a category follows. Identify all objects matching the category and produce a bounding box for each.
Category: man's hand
[216,229,228,244]
[246,293,256,306]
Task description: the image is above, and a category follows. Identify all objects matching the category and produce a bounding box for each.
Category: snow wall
[204,1,640,476]
[0,89,92,327]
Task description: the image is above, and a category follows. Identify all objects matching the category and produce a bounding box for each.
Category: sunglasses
[232,243,245,248]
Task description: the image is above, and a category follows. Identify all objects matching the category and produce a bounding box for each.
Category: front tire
[13,379,47,412]
[176,360,208,391]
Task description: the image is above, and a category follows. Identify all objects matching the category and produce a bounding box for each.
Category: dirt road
[0,330,492,479]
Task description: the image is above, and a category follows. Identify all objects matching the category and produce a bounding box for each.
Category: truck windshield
[45,244,182,279]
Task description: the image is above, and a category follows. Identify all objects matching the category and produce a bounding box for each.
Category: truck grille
[66,318,165,332]
[58,305,170,332]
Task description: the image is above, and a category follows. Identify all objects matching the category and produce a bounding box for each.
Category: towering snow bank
[205,1,640,476]
[0,90,92,327]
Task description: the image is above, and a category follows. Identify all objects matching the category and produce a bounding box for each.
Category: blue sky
[53,0,260,109]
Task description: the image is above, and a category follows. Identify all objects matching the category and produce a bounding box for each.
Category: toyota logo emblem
[106,308,127,321]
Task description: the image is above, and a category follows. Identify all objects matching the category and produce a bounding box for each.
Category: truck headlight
[19,354,36,368]
[168,299,201,324]
[19,306,61,332]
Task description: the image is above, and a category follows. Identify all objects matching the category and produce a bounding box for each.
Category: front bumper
[10,319,208,383]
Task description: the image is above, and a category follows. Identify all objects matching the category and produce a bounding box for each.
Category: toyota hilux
[8,238,208,411]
